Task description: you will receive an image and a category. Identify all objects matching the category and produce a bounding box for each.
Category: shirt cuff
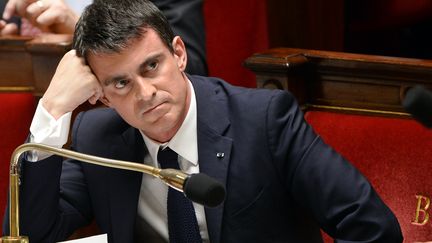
[28,100,72,161]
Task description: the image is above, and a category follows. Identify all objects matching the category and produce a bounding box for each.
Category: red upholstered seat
[305,111,432,242]
[0,93,35,236]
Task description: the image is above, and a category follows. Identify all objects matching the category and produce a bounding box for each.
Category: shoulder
[189,74,295,105]
[73,107,125,130]
[190,75,301,129]
[71,107,130,143]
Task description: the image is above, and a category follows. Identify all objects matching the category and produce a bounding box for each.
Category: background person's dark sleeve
[153,0,208,76]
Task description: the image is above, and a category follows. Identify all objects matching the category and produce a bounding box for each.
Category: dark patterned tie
[157,147,203,243]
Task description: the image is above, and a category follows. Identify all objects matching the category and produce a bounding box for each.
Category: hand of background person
[3,0,79,34]
[42,50,103,119]
[0,19,19,35]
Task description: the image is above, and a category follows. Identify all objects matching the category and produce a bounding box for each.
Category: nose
[135,77,157,101]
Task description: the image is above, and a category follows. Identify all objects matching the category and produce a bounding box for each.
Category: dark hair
[73,0,175,58]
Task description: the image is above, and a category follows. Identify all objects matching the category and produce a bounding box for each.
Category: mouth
[143,102,165,115]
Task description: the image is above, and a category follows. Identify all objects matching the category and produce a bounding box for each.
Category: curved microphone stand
[1,143,225,243]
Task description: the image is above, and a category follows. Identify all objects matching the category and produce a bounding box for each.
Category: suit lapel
[107,126,145,242]
[192,76,232,243]
[197,129,231,243]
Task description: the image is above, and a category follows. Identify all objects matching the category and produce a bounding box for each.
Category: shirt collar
[140,80,198,167]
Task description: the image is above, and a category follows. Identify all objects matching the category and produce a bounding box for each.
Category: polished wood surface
[0,34,72,97]
[0,36,34,90]
[244,48,432,116]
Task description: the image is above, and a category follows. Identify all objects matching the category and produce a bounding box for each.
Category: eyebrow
[102,52,165,86]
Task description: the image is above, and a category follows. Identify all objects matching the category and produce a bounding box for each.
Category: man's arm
[266,90,403,242]
[2,49,103,240]
[2,0,78,34]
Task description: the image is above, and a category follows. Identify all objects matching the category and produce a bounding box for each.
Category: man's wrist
[40,97,69,120]
[30,99,72,146]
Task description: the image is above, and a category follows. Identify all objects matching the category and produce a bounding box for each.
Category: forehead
[86,29,168,78]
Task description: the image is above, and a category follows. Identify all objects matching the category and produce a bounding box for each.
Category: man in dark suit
[3,0,403,242]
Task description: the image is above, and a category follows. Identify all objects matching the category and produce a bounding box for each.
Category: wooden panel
[244,48,432,116]
[267,0,344,51]
[0,34,72,96]
[26,34,72,97]
[0,36,34,90]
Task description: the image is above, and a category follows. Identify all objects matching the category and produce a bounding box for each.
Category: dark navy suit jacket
[4,76,402,242]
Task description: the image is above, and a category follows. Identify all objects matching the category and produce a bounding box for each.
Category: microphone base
[0,236,29,243]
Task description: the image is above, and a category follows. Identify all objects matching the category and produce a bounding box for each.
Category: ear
[172,36,187,72]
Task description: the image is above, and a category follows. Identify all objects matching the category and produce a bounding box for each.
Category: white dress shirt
[28,80,209,242]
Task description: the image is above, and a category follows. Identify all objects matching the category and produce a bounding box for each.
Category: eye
[147,61,158,71]
[114,79,129,89]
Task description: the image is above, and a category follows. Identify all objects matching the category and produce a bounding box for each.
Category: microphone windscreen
[403,85,432,128]
[183,173,225,207]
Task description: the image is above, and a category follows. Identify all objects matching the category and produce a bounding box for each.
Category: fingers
[25,1,47,25]
[24,0,78,34]
[0,21,19,35]
[88,86,104,105]
[35,5,76,34]
[3,0,18,20]
[34,4,57,26]
[4,0,36,19]
[2,0,78,35]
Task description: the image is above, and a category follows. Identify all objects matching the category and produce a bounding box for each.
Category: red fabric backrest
[203,0,269,88]
[305,111,432,242]
[0,93,35,236]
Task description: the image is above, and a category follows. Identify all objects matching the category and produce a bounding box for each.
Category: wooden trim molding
[0,34,72,97]
[244,48,432,117]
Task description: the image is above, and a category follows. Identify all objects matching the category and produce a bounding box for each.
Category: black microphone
[403,85,432,128]
[183,173,225,207]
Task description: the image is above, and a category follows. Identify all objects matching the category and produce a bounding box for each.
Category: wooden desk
[0,34,72,97]
[244,48,432,117]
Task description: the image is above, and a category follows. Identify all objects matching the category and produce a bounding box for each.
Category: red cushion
[305,111,432,242]
[0,93,35,236]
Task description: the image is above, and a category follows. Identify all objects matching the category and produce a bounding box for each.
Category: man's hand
[3,0,79,34]
[42,50,103,119]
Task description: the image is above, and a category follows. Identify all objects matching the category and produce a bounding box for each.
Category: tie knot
[158,147,180,169]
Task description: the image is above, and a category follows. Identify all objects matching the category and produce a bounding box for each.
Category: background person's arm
[2,0,78,34]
